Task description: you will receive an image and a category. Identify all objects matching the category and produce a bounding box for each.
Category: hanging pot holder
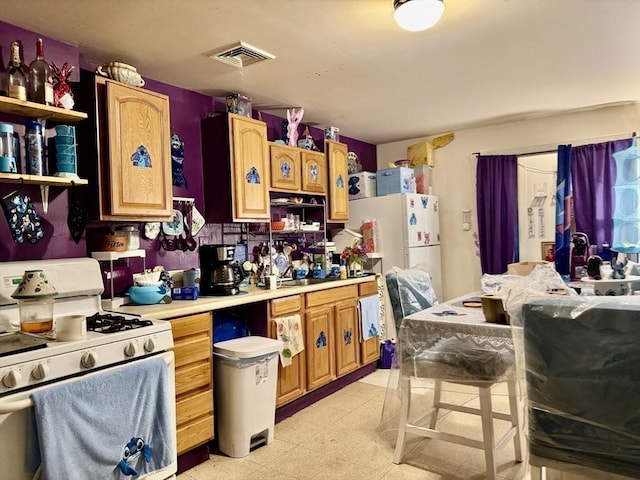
[66,186,87,244]
[1,189,45,244]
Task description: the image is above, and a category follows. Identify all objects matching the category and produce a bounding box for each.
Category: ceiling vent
[208,41,275,68]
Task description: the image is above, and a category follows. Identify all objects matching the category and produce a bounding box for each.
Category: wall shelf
[0,97,89,214]
[0,96,88,122]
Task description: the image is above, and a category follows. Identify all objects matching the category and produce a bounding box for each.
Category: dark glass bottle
[7,41,27,101]
[28,38,53,105]
[0,45,8,96]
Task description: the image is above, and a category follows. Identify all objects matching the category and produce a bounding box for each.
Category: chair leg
[507,378,524,462]
[393,377,412,464]
[479,386,498,480]
[530,465,546,480]
[429,379,442,429]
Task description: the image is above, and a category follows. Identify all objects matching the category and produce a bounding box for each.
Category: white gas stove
[0,257,174,397]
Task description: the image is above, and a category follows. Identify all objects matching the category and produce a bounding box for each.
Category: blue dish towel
[359,295,381,341]
[31,356,176,480]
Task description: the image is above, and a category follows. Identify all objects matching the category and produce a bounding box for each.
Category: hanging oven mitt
[66,185,87,244]
[1,189,45,244]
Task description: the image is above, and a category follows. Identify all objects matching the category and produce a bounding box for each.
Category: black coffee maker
[199,244,243,296]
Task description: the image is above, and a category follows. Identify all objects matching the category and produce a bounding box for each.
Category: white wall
[377,103,640,301]
[517,154,556,262]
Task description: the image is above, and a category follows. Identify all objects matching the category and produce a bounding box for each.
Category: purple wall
[0,20,377,273]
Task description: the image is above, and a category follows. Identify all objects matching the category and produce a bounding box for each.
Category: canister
[116,225,140,250]
[0,123,16,173]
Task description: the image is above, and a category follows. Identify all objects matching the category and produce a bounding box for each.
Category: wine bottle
[0,45,8,96]
[7,41,27,101]
[29,38,53,105]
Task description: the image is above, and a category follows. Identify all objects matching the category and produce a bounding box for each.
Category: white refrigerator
[347,193,442,301]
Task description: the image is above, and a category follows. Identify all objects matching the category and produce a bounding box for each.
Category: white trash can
[213,335,282,458]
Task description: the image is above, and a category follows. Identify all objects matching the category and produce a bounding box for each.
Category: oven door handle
[0,397,32,414]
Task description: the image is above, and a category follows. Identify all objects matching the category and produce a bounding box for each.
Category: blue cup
[293,268,306,279]
[54,125,75,136]
[0,156,17,173]
[330,266,341,277]
[312,268,326,279]
[55,134,75,145]
[56,162,76,173]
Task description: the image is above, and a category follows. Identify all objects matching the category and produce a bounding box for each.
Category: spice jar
[116,225,140,251]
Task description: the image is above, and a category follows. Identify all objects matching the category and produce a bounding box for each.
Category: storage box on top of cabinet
[348,171,376,200]
[376,167,416,196]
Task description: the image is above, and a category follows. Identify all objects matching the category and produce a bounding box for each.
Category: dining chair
[385,267,523,480]
[521,295,640,480]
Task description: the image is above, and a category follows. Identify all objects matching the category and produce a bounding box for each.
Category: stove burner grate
[86,312,153,333]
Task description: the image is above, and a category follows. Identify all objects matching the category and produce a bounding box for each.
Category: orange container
[98,234,128,252]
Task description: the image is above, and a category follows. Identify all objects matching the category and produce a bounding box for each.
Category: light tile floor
[178,369,528,480]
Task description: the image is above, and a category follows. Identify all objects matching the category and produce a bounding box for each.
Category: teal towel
[32,356,176,479]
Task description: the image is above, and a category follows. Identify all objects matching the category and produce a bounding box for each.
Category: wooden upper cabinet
[326,140,349,222]
[76,72,172,221]
[301,150,327,194]
[270,143,301,191]
[201,114,270,223]
[105,81,172,219]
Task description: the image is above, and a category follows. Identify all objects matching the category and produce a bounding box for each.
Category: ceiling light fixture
[393,0,445,32]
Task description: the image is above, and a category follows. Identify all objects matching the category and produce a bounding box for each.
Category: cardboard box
[408,141,434,167]
[480,295,510,324]
[506,261,548,276]
[171,286,199,300]
[348,171,377,200]
[376,167,416,196]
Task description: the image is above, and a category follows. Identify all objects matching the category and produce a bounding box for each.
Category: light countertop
[113,275,377,320]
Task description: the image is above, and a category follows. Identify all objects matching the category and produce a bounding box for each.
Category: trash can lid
[213,335,283,358]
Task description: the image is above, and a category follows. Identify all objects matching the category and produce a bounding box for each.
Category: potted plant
[341,242,368,277]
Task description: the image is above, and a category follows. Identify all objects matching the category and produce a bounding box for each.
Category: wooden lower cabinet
[268,295,307,406]
[334,298,361,377]
[171,312,214,455]
[305,304,336,391]
[268,280,378,406]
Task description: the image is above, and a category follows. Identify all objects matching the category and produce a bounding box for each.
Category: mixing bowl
[128,285,167,305]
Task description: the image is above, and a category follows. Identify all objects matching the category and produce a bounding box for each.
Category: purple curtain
[571,139,632,249]
[476,155,518,274]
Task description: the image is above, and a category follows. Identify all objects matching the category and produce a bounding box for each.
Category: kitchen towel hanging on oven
[30,356,176,480]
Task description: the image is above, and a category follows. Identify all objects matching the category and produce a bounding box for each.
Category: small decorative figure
[131,145,151,167]
[316,330,327,348]
[586,255,603,280]
[246,166,261,184]
[171,133,188,188]
[286,107,304,147]
[612,256,627,279]
[117,436,151,476]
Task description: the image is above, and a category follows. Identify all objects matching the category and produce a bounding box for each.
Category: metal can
[25,120,45,175]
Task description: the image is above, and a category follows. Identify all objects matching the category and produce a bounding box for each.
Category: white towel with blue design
[31,356,176,480]
[359,295,381,341]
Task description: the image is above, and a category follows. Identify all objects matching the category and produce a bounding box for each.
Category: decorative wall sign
[131,145,151,167]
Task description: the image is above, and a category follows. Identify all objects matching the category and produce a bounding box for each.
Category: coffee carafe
[199,244,243,296]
